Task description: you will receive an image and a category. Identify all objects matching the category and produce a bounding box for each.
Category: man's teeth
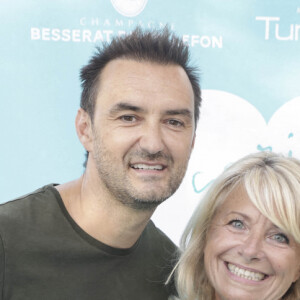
[228,263,265,281]
[131,164,163,170]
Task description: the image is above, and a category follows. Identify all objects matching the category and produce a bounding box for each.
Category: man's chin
[113,183,178,210]
[126,195,168,211]
[127,200,164,211]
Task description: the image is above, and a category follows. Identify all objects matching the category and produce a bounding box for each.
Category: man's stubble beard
[92,134,191,211]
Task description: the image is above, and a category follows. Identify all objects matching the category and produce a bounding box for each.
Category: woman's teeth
[227,263,265,281]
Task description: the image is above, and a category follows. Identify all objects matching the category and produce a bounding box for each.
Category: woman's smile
[226,261,268,283]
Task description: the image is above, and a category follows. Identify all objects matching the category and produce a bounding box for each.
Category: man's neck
[55,175,155,249]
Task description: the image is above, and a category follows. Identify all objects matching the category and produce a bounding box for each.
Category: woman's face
[204,186,300,300]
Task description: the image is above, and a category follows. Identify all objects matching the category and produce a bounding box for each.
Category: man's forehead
[96,59,192,97]
[108,101,193,118]
[93,58,195,117]
[99,58,189,84]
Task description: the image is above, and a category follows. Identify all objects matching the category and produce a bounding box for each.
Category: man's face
[90,59,195,210]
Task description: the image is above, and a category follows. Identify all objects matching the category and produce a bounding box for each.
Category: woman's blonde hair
[174,152,300,300]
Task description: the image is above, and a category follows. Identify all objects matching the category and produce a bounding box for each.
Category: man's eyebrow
[109,102,144,114]
[165,109,193,119]
[109,103,193,119]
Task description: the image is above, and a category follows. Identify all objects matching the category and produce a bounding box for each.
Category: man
[0,27,201,299]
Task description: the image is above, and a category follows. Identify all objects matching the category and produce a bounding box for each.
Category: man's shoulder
[143,220,178,252]
[141,221,179,296]
[0,184,59,223]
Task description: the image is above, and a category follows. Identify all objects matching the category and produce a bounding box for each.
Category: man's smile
[130,163,166,171]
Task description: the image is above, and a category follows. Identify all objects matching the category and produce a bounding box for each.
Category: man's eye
[228,219,244,229]
[271,233,289,244]
[167,119,184,127]
[120,115,137,122]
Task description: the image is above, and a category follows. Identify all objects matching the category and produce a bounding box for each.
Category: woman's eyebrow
[226,211,251,222]
[226,211,280,229]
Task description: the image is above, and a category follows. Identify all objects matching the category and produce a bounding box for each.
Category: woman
[173,152,300,300]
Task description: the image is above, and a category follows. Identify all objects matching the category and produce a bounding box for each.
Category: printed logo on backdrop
[182,34,222,48]
[30,0,172,44]
[29,0,223,48]
[256,7,300,41]
[111,0,148,17]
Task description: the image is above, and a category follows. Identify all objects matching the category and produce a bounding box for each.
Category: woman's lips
[226,262,268,282]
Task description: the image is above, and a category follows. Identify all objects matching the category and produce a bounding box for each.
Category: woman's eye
[228,219,244,229]
[271,233,289,244]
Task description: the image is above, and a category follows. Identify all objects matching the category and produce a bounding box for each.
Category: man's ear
[191,132,196,149]
[75,108,94,152]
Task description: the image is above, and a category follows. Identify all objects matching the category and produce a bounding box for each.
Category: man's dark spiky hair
[80,26,201,124]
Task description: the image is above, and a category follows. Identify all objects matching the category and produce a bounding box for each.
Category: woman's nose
[238,232,265,262]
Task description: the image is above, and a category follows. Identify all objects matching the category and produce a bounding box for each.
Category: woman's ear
[75,108,94,152]
[293,262,300,283]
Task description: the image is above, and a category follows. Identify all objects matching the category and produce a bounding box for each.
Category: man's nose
[138,122,165,154]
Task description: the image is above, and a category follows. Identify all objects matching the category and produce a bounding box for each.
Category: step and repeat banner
[1,0,300,244]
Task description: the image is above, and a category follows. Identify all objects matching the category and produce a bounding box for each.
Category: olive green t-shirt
[0,185,177,299]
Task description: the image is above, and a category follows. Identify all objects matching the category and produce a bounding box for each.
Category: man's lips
[130,162,166,171]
